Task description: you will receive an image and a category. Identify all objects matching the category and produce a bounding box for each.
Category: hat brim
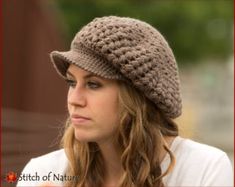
[50,50,123,79]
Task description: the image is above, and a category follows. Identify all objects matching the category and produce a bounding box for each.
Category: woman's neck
[98,140,123,186]
[96,136,176,186]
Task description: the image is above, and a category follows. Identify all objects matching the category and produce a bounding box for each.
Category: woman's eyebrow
[66,70,97,79]
[66,71,75,78]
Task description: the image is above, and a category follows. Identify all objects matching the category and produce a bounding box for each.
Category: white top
[16,136,233,186]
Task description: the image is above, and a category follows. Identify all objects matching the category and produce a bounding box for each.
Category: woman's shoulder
[162,136,233,186]
[173,136,227,158]
[16,149,68,187]
[25,149,67,173]
[171,136,231,172]
[31,149,67,163]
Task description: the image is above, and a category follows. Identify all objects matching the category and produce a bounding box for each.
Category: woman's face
[66,64,120,144]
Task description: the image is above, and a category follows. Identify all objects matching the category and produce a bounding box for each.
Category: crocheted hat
[50,16,182,118]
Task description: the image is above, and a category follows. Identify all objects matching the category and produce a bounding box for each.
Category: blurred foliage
[53,0,233,64]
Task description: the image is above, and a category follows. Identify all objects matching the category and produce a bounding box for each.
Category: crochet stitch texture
[50,16,182,118]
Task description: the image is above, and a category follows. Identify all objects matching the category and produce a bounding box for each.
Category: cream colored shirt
[17,136,233,186]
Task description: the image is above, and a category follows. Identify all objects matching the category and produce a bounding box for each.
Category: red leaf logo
[5,171,17,183]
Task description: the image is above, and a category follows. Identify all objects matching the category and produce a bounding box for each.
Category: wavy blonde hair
[61,81,178,187]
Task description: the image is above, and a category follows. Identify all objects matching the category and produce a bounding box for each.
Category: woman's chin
[74,132,94,143]
[74,135,90,142]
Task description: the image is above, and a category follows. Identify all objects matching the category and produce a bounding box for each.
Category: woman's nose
[67,86,86,107]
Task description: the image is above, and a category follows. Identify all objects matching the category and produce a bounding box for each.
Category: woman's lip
[71,114,90,119]
[71,116,91,124]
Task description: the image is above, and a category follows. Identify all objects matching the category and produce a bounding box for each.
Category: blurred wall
[2,1,68,186]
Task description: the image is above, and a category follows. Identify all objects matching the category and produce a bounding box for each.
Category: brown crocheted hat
[50,16,182,118]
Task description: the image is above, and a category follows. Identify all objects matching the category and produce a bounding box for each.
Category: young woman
[17,16,233,187]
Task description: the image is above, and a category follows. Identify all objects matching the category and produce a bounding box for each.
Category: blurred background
[2,0,233,186]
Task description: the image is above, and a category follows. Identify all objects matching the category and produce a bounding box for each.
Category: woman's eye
[65,79,76,88]
[87,81,101,89]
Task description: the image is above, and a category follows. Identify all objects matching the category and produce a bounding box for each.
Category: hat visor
[50,50,123,79]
